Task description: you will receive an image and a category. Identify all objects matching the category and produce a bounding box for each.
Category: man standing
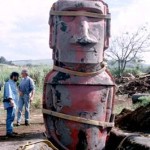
[17,69,35,126]
[3,72,19,137]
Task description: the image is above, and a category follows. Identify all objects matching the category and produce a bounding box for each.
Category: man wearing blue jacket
[3,72,19,137]
[17,69,35,126]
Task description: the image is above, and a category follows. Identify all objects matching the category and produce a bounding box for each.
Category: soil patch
[0,107,46,150]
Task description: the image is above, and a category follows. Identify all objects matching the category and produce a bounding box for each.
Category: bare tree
[106,25,150,77]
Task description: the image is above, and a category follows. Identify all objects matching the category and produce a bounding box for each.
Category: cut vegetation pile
[118,74,150,95]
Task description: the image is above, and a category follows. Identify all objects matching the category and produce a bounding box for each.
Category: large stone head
[49,0,110,64]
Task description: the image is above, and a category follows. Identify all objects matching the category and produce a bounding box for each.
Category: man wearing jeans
[3,72,19,137]
[17,69,35,126]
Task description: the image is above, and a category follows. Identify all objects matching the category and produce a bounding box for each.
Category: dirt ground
[0,96,132,150]
[0,105,46,150]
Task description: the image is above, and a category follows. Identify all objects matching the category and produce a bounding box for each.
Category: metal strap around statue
[53,65,106,77]
[50,10,111,19]
[43,109,114,128]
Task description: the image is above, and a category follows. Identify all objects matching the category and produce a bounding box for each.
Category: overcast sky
[0,0,150,63]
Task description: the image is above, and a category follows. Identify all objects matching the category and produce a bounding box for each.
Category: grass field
[0,63,144,114]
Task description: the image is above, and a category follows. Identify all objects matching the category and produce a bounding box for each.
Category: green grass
[32,88,43,109]
[2,63,149,114]
[132,96,150,109]
[114,96,150,115]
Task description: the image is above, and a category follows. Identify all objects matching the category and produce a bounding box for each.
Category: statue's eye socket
[61,16,102,22]
[61,16,75,22]
[87,16,102,22]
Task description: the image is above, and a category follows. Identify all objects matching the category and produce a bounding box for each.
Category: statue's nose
[79,17,89,38]
[76,16,94,45]
[70,16,98,45]
[77,37,93,46]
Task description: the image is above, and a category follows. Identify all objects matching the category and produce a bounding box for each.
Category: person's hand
[30,96,33,102]
[10,99,14,107]
[19,91,23,96]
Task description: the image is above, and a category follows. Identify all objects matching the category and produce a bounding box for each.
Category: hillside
[12,59,53,66]
[0,63,18,68]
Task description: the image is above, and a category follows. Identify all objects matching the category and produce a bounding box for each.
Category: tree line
[0,56,13,65]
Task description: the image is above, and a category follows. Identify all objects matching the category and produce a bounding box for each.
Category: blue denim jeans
[6,107,16,134]
[17,94,30,123]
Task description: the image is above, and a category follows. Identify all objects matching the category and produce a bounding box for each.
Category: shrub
[132,96,150,110]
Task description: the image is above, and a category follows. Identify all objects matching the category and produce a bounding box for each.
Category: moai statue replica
[43,0,115,149]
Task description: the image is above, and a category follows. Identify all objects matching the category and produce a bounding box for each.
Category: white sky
[0,0,150,63]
